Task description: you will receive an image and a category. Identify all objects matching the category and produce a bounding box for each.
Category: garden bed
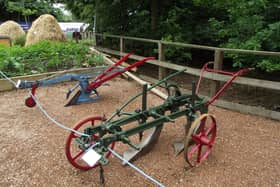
[0,77,279,186]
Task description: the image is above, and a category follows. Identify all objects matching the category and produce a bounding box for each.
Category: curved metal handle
[196,62,254,96]
[204,66,254,106]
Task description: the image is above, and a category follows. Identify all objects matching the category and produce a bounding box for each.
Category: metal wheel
[65,116,115,170]
[25,97,36,107]
[184,114,217,167]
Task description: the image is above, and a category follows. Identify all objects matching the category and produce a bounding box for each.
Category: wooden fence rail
[93,47,280,91]
[90,47,280,121]
[85,33,280,93]
[92,33,280,55]
[82,32,280,120]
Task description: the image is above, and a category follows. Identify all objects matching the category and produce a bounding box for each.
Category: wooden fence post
[120,37,125,53]
[93,32,97,46]
[158,42,167,79]
[89,31,92,39]
[210,50,224,96]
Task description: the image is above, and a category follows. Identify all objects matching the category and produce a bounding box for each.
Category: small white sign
[82,149,102,167]
[16,80,21,88]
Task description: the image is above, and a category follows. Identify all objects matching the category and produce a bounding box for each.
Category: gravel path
[0,78,279,187]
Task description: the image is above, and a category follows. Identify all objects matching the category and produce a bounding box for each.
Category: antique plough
[65,62,252,173]
[0,60,252,185]
[17,53,154,107]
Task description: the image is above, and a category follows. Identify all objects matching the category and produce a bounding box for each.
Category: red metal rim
[65,116,115,170]
[185,114,217,167]
[25,97,36,107]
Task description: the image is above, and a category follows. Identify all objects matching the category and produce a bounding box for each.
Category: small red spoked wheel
[25,83,38,107]
[25,97,36,107]
[184,114,217,167]
[65,116,115,170]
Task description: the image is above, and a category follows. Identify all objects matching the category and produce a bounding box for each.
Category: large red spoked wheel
[65,116,115,170]
[184,114,217,167]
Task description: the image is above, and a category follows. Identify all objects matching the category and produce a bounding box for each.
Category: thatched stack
[25,14,66,46]
[0,21,25,40]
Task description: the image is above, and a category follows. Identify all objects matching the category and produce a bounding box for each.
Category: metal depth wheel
[25,97,36,107]
[184,113,217,167]
[65,116,115,170]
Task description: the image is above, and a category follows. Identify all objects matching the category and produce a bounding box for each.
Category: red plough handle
[86,54,154,91]
[94,53,134,82]
[196,62,254,106]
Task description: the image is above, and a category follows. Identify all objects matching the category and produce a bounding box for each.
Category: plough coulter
[65,62,252,174]
[17,53,154,107]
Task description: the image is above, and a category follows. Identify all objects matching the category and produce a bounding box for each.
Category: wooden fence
[83,32,280,120]
[85,32,280,91]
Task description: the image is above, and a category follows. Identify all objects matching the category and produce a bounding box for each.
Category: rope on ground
[108,148,165,187]
[28,91,90,137]
[0,70,89,137]
[1,70,165,186]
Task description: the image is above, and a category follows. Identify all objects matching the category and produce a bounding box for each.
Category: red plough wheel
[65,116,115,170]
[184,114,217,167]
[25,97,36,107]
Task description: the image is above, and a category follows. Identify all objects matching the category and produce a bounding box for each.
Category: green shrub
[0,40,104,76]
[13,36,26,46]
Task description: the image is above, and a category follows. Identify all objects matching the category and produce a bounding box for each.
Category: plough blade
[173,139,185,155]
[65,90,99,106]
[65,90,82,106]
[173,120,193,155]
[122,125,163,165]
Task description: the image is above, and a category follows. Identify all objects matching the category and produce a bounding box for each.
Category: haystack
[25,14,66,46]
[0,21,25,40]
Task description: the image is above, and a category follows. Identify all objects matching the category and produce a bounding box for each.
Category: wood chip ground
[0,78,279,186]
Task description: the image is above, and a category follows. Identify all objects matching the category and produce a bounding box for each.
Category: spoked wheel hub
[184,113,217,167]
[65,116,115,170]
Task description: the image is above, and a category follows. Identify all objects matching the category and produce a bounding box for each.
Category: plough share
[65,62,252,177]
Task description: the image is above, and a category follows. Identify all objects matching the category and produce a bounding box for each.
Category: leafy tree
[206,0,280,71]
[0,0,66,22]
[61,0,280,71]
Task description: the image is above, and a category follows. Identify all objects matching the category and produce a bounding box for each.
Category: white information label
[82,149,102,167]
[16,80,21,88]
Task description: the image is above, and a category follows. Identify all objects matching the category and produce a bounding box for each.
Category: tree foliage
[0,0,66,22]
[61,1,280,71]
[206,0,280,71]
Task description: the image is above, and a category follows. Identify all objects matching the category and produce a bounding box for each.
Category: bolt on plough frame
[65,62,253,173]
